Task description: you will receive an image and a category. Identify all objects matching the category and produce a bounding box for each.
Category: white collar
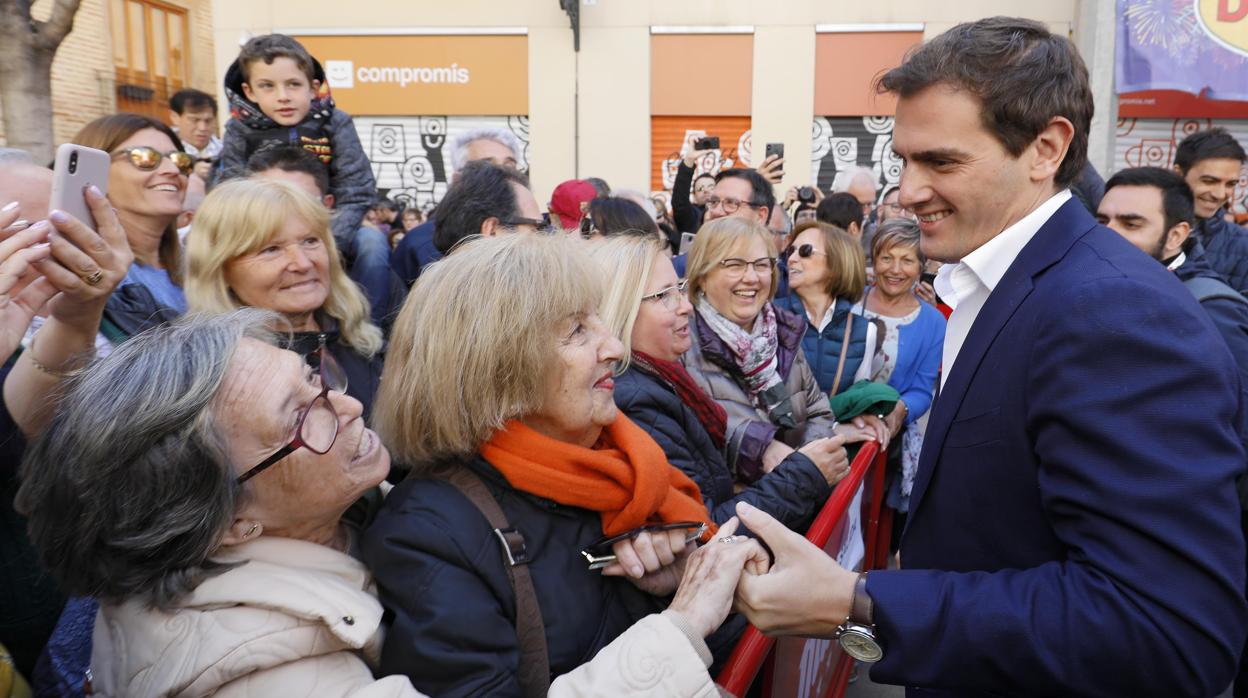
[934,189,1071,306]
[1166,251,1187,272]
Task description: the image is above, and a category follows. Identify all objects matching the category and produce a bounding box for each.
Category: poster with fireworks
[1116,0,1248,100]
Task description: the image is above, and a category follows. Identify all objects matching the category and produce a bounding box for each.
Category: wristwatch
[836,572,883,662]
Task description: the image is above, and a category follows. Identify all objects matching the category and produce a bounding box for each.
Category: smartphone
[921,271,937,285]
[50,144,110,231]
[693,136,720,151]
[765,142,785,161]
[679,232,696,256]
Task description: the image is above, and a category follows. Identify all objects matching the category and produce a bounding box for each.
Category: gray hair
[16,309,279,609]
[0,147,36,166]
[449,127,521,173]
[832,166,878,195]
[871,217,925,267]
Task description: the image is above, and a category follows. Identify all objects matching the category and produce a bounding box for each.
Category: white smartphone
[679,232,696,256]
[50,144,110,231]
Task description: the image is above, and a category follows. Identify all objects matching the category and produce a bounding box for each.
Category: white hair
[613,189,659,220]
[832,166,878,194]
[449,128,522,173]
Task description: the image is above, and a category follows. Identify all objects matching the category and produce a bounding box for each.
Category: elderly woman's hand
[850,413,891,450]
[915,279,937,305]
[762,439,795,474]
[0,203,57,362]
[36,186,133,329]
[667,517,770,638]
[883,400,908,436]
[757,155,785,185]
[602,527,693,596]
[797,435,850,486]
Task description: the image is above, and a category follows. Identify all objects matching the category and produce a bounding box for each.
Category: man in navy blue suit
[729,17,1247,697]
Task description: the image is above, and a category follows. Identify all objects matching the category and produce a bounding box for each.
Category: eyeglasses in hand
[580,521,708,570]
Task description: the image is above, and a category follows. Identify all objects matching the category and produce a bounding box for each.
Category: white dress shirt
[934,190,1072,388]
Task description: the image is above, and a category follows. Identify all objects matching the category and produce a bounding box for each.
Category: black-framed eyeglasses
[705,196,761,214]
[641,279,689,311]
[112,146,195,176]
[719,256,776,276]
[499,216,546,230]
[236,347,348,484]
[783,243,827,260]
[581,521,708,570]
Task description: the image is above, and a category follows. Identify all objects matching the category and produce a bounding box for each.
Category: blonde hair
[686,216,779,302]
[787,221,867,303]
[184,178,383,357]
[375,233,602,470]
[586,235,669,369]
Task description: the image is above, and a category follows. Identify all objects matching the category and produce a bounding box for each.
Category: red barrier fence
[716,442,891,698]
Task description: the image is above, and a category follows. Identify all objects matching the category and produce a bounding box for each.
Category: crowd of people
[0,15,1246,698]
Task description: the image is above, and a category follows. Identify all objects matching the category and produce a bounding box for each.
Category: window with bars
[109,0,190,119]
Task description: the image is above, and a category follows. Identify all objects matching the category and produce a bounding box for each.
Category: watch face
[838,627,884,663]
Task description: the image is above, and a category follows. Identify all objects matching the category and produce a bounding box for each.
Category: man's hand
[683,145,716,168]
[757,155,785,185]
[734,501,858,636]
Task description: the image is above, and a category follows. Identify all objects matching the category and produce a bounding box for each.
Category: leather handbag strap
[829,309,854,399]
[443,468,551,698]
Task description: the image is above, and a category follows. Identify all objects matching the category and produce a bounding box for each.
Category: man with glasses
[704,168,775,226]
[430,160,545,260]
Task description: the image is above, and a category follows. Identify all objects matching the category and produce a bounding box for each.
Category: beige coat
[89,537,721,697]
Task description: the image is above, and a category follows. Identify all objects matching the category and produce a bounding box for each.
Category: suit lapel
[905,199,1098,522]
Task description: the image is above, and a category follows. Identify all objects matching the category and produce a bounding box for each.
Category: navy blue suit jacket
[866,199,1248,696]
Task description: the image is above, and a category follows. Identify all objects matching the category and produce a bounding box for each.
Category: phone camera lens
[69,151,78,174]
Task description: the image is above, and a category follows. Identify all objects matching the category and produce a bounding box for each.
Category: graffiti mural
[1116,117,1248,217]
[354,115,530,211]
[810,116,900,205]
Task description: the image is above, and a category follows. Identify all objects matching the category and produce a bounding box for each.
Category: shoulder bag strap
[443,468,551,698]
[829,309,854,399]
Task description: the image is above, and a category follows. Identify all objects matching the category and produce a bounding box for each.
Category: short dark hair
[433,160,531,254]
[694,173,716,187]
[1174,128,1247,172]
[170,88,218,115]
[715,168,776,219]
[373,198,398,213]
[1104,166,1195,232]
[587,196,658,237]
[877,16,1093,188]
[245,144,329,196]
[238,34,316,83]
[816,192,865,230]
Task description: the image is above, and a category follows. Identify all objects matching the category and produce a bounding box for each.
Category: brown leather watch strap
[850,572,874,625]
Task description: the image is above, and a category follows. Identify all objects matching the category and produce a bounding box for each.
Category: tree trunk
[0,0,84,164]
[0,39,57,164]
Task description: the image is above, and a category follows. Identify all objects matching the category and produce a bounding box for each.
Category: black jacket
[1193,208,1248,294]
[362,457,667,697]
[101,282,181,341]
[614,365,832,531]
[1175,241,1248,402]
[282,324,383,420]
[671,161,705,234]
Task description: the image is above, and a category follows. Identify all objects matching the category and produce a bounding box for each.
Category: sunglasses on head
[783,243,826,259]
[113,146,195,176]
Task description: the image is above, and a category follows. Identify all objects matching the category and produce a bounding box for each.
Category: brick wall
[0,0,216,150]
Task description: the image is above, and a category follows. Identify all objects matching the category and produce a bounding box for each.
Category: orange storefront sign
[292,35,528,116]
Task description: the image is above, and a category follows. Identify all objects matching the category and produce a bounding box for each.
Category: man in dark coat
[730,18,1247,698]
[1174,127,1248,293]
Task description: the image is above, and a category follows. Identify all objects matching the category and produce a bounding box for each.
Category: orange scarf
[481,414,717,542]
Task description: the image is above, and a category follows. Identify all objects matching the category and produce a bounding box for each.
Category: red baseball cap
[549,179,597,229]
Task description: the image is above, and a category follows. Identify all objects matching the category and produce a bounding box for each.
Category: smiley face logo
[325,60,355,89]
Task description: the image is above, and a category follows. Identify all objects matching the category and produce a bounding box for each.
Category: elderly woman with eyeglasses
[365,233,770,696]
[590,235,851,532]
[15,310,420,696]
[681,217,877,485]
[186,178,385,419]
[71,114,195,333]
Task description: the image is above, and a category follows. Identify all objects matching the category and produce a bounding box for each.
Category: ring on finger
[81,269,104,286]
[717,535,741,545]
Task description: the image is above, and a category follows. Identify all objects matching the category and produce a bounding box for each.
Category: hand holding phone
[693,136,720,151]
[50,144,110,232]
